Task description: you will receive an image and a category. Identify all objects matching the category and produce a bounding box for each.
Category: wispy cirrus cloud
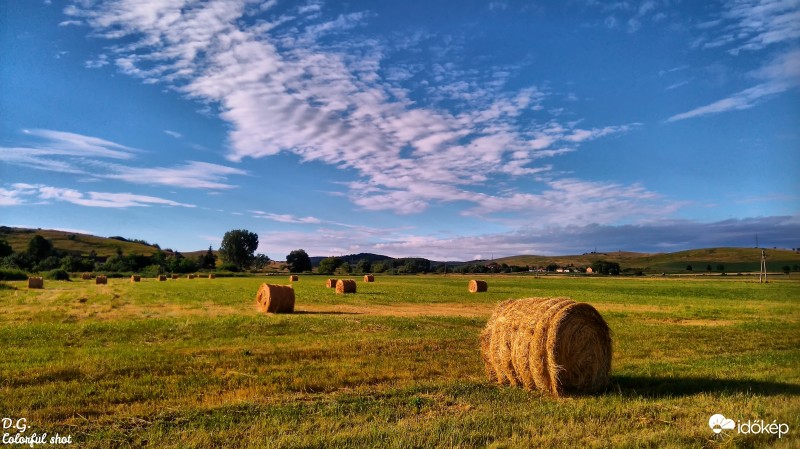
[63,0,658,222]
[0,129,246,190]
[1,183,194,208]
[699,0,800,53]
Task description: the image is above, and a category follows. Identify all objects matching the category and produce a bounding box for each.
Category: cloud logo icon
[709,414,736,434]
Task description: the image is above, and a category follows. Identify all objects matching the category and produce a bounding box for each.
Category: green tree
[200,245,217,269]
[338,262,351,274]
[372,261,387,273]
[716,263,725,273]
[253,253,271,270]
[355,259,371,274]
[286,249,312,273]
[219,229,259,270]
[783,265,791,275]
[0,239,13,258]
[686,264,693,271]
[27,235,53,261]
[317,257,340,275]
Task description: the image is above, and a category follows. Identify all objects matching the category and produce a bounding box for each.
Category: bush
[45,269,70,281]
[0,268,28,281]
[141,264,163,277]
[219,262,239,272]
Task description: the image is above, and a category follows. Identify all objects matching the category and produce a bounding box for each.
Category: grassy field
[1,274,798,448]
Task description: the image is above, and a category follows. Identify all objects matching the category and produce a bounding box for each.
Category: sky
[1,0,798,261]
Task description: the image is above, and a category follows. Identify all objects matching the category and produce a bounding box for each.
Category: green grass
[1,275,798,448]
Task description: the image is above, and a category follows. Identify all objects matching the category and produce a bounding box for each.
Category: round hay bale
[95,275,108,285]
[81,273,92,280]
[130,275,141,282]
[363,274,375,282]
[255,283,295,313]
[289,275,299,282]
[27,277,44,289]
[479,297,611,396]
[468,279,488,293]
[325,278,338,288]
[335,279,356,294]
[158,275,167,281]
[208,273,216,279]
[171,274,179,279]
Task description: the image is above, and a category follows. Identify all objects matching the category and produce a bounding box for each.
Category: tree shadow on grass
[611,375,800,397]
[292,310,360,315]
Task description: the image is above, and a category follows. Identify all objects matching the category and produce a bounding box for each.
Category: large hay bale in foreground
[158,275,167,281]
[363,274,374,282]
[289,275,299,282]
[325,278,338,288]
[336,279,356,294]
[479,298,611,397]
[468,279,488,293]
[130,275,141,282]
[81,273,92,280]
[255,284,295,313]
[95,275,108,285]
[27,277,44,289]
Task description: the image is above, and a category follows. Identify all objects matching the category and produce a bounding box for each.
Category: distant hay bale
[158,275,167,281]
[289,275,299,282]
[95,275,107,285]
[336,279,357,294]
[171,274,179,279]
[363,274,375,282]
[468,279,488,293]
[255,283,295,313]
[479,297,611,397]
[187,274,195,279]
[325,278,338,288]
[27,277,44,289]
[81,273,92,280]
[130,275,141,282]
[208,273,216,279]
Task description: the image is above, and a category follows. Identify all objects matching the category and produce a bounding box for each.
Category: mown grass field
[1,275,798,448]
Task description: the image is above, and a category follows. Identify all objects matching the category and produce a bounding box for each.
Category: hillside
[0,226,161,258]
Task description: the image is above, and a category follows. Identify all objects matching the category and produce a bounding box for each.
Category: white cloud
[668,49,800,122]
[702,0,800,53]
[0,183,195,208]
[164,130,182,138]
[64,0,655,220]
[103,161,247,189]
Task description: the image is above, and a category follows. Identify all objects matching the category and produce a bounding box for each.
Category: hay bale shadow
[612,375,800,397]
[292,310,361,315]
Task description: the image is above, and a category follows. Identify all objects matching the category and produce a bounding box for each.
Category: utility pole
[759,249,768,283]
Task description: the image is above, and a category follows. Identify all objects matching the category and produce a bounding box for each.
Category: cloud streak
[1,183,195,208]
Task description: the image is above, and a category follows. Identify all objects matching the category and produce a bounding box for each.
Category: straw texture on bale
[468,279,488,293]
[158,275,167,281]
[27,277,44,289]
[81,273,92,280]
[95,275,108,285]
[131,275,141,282]
[336,279,357,294]
[171,274,179,279]
[479,297,611,397]
[289,275,299,282]
[363,274,375,282]
[255,284,295,313]
[325,278,338,288]
[208,274,216,279]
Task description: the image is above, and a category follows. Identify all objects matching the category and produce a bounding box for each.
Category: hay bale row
[95,275,108,285]
[479,298,611,397]
[289,275,299,282]
[325,278,338,288]
[363,274,374,282]
[81,273,92,280]
[336,279,356,294]
[255,284,295,313]
[27,277,44,289]
[468,279,488,293]
[131,275,141,282]
[158,275,167,281]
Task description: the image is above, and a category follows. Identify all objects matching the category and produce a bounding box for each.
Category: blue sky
[1,0,798,260]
